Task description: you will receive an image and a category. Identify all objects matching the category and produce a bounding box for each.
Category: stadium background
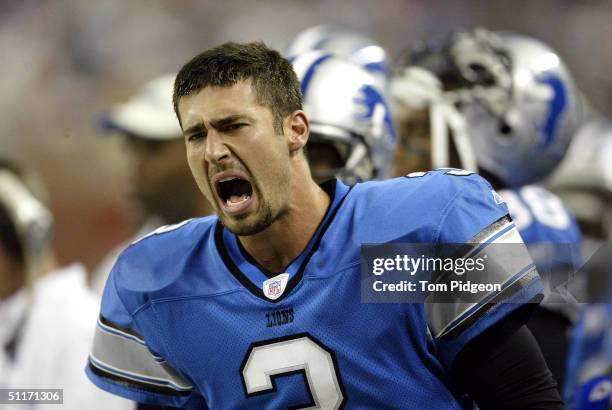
[0,0,610,270]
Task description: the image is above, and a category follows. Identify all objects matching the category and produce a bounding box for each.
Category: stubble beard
[220,157,291,237]
[221,201,275,236]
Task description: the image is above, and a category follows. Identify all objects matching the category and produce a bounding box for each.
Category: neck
[239,165,330,273]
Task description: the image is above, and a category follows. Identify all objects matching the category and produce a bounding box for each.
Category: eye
[187,132,205,142]
[225,123,247,132]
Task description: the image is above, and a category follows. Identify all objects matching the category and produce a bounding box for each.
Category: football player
[547,118,612,409]
[86,42,561,409]
[566,304,612,410]
[289,51,396,185]
[391,27,586,390]
[563,244,612,409]
[0,159,132,409]
[285,26,396,185]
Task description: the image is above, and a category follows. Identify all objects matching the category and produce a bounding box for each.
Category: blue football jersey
[499,185,583,274]
[564,304,612,410]
[87,171,542,409]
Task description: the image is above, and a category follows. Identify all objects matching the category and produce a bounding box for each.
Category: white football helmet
[291,51,396,184]
[286,25,391,90]
[392,28,586,187]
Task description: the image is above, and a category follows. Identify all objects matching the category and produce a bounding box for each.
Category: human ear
[286,110,309,153]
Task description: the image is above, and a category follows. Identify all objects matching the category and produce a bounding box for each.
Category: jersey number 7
[240,333,346,409]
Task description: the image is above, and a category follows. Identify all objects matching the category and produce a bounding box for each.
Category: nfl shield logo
[268,280,282,296]
[263,273,290,300]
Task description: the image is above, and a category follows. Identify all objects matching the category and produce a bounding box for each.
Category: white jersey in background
[0,264,133,410]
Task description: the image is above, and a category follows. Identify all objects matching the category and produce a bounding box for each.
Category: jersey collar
[215,179,351,303]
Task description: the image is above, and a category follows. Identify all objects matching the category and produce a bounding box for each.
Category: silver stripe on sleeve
[426,223,540,339]
[90,319,193,391]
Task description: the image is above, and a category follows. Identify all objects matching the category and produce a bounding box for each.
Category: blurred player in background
[87,41,562,409]
[290,51,396,184]
[548,118,612,409]
[286,26,396,184]
[91,74,214,294]
[0,158,132,409]
[566,303,612,409]
[548,117,612,253]
[563,243,612,410]
[391,27,586,391]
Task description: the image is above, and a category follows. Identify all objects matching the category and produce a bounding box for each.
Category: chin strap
[391,67,478,172]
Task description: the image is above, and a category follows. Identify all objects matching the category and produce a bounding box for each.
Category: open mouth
[216,176,254,209]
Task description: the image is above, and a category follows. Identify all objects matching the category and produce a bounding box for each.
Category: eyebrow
[182,114,255,138]
[209,114,253,129]
[182,122,206,137]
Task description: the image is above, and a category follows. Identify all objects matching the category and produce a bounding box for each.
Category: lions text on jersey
[87,171,542,409]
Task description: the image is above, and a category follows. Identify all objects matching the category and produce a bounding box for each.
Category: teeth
[226,194,250,207]
[219,177,238,183]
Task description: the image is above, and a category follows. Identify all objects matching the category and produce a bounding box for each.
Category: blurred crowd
[1,0,611,409]
[0,0,611,271]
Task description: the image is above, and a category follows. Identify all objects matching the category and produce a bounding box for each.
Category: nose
[204,130,231,164]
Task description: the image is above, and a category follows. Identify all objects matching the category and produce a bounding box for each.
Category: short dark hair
[173,42,302,134]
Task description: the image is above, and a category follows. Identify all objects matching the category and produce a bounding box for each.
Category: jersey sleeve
[426,171,544,369]
[86,263,206,409]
